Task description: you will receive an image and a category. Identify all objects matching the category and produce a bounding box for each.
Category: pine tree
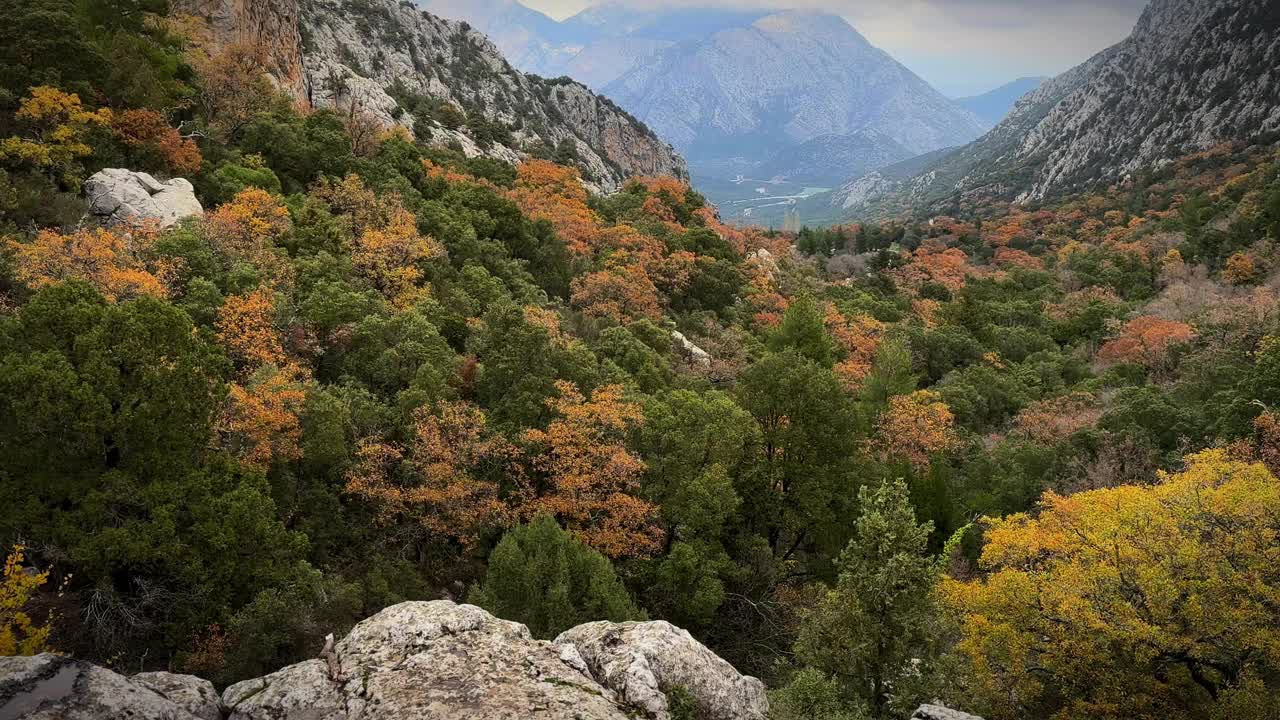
[468,515,643,638]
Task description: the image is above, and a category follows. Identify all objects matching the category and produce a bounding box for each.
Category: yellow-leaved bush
[942,449,1280,720]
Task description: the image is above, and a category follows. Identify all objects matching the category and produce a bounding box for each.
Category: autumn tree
[943,449,1280,720]
[523,382,662,559]
[507,160,598,255]
[1,545,55,656]
[192,41,278,140]
[0,86,111,186]
[203,187,294,283]
[352,205,443,310]
[8,227,173,302]
[870,391,961,471]
[345,401,520,548]
[570,263,664,324]
[216,287,287,371]
[1096,315,1196,373]
[219,365,308,471]
[111,108,202,174]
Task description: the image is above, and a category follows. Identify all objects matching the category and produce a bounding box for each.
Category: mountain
[755,130,914,186]
[420,2,769,90]
[828,0,1280,219]
[177,0,686,190]
[956,76,1048,127]
[602,10,986,182]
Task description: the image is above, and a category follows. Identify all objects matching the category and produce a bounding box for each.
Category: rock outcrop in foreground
[84,168,204,228]
[0,601,770,720]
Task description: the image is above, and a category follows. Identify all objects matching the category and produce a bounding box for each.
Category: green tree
[769,295,836,366]
[469,515,643,638]
[789,479,941,719]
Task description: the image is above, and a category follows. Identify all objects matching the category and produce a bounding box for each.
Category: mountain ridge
[826,0,1280,219]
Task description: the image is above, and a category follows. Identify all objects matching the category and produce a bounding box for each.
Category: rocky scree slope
[176,0,687,191]
[0,601,768,720]
[828,0,1280,219]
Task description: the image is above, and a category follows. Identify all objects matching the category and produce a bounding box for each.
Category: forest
[2,2,1280,719]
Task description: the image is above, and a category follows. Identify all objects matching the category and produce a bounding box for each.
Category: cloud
[521,0,1148,95]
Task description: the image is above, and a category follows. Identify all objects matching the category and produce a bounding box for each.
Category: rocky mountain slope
[603,10,986,182]
[1,601,768,720]
[828,0,1280,219]
[176,0,686,190]
[955,76,1048,128]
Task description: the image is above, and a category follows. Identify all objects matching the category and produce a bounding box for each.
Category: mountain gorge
[418,1,986,221]
[828,0,1280,219]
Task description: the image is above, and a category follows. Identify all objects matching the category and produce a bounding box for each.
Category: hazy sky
[518,0,1149,96]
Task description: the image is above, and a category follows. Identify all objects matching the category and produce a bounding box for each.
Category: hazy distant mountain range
[419,0,997,212]
[955,77,1048,127]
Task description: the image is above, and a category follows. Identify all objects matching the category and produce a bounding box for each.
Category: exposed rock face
[223,601,631,720]
[1,603,766,720]
[671,331,711,369]
[173,0,307,98]
[556,620,769,720]
[911,704,985,720]
[134,671,225,720]
[172,0,686,191]
[829,0,1280,218]
[0,654,211,720]
[85,168,204,228]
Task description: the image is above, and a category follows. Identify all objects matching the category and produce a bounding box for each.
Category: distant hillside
[955,77,1048,127]
[827,0,1280,220]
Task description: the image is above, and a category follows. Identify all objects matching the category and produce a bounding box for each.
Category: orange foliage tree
[507,160,598,255]
[203,188,293,282]
[523,382,662,558]
[345,402,521,547]
[111,108,202,174]
[7,227,173,302]
[1011,392,1102,445]
[352,205,443,310]
[570,264,664,324]
[1097,316,1196,371]
[824,304,885,392]
[218,366,307,470]
[871,390,961,470]
[216,288,287,371]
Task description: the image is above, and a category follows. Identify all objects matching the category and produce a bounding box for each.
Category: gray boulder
[912,704,985,720]
[556,620,769,720]
[133,671,224,720]
[85,168,203,228]
[0,654,204,720]
[671,330,712,369]
[222,600,634,720]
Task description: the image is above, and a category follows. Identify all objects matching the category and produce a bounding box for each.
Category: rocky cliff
[828,0,1280,218]
[176,0,687,191]
[0,601,768,720]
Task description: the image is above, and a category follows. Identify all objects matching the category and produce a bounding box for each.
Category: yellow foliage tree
[352,206,443,310]
[1,545,55,656]
[0,86,111,185]
[942,449,1280,720]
